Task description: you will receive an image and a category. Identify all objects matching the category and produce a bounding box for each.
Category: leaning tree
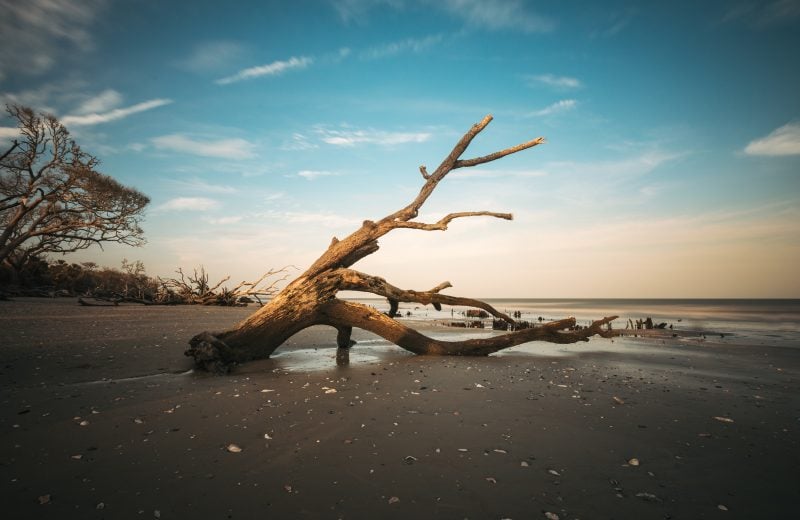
[187,115,616,373]
[0,104,149,275]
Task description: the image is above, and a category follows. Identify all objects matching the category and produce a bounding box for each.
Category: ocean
[353,298,800,347]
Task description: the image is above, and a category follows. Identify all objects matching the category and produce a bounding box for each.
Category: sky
[1,0,799,298]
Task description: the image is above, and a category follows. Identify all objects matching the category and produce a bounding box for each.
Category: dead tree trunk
[187,115,616,373]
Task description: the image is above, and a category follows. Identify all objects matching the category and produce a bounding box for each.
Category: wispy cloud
[0,127,20,139]
[152,134,257,159]
[73,89,122,114]
[316,126,431,146]
[331,0,403,24]
[360,34,442,59]
[167,178,237,194]
[204,216,243,225]
[62,98,172,126]
[180,40,245,72]
[548,150,682,178]
[720,0,800,28]
[261,210,360,229]
[453,168,548,180]
[215,56,312,85]
[527,99,577,117]
[156,197,220,212]
[281,132,319,151]
[589,9,636,38]
[437,0,555,33]
[744,122,800,156]
[296,170,339,181]
[0,0,105,80]
[528,74,581,90]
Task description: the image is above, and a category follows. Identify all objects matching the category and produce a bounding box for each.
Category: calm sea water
[351,298,800,347]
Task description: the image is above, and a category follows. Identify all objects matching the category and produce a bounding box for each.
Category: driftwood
[156,266,290,306]
[186,115,617,373]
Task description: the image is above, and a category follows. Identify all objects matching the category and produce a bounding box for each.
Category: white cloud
[296,170,339,181]
[280,211,360,229]
[167,178,237,194]
[180,40,245,72]
[316,126,431,146]
[62,98,172,126]
[744,122,800,156]
[360,34,442,59]
[437,0,555,33]
[0,127,20,139]
[0,0,105,80]
[152,134,257,159]
[453,168,548,180]
[720,0,800,28]
[215,56,312,85]
[548,150,682,178]
[527,99,577,117]
[528,74,581,89]
[281,132,318,151]
[73,89,122,115]
[332,0,403,24]
[204,216,243,225]
[156,197,219,212]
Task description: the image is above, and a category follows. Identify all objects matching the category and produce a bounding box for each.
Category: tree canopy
[0,105,149,271]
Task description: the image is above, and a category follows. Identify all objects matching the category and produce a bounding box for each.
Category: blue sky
[1,0,799,297]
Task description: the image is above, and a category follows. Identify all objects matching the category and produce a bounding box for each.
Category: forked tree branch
[335,268,515,323]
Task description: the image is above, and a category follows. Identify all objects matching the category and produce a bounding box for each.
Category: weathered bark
[186,115,615,372]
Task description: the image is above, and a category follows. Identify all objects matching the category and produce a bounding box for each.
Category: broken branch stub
[186,115,614,372]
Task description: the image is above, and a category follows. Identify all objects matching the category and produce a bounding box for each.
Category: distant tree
[0,104,149,275]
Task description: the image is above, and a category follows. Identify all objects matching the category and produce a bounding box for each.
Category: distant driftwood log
[186,115,617,373]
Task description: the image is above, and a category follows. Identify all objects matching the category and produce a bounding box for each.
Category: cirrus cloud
[152,134,257,159]
[215,56,312,85]
[62,98,172,126]
[744,122,800,156]
[156,197,219,212]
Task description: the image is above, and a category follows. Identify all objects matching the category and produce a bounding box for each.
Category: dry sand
[1,298,798,519]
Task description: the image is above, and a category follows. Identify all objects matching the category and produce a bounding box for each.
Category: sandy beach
[1,298,798,519]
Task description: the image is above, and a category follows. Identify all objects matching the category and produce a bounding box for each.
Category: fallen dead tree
[187,115,617,373]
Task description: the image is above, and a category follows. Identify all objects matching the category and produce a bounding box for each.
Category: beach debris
[154,509,161,518]
[388,496,400,504]
[493,449,507,454]
[713,416,734,423]
[284,485,293,493]
[323,387,337,394]
[548,469,561,476]
[134,417,144,424]
[70,454,83,460]
[78,420,90,426]
[226,443,243,453]
[718,504,729,511]
[37,494,51,505]
[520,461,530,467]
[485,477,497,484]
[475,383,485,388]
[96,502,105,510]
[404,455,417,465]
[628,458,640,466]
[544,512,560,520]
[457,448,469,452]
[264,433,272,440]
[260,389,275,393]
[635,492,661,502]
[612,396,625,405]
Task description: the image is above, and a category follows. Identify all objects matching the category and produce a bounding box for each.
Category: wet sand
[1,298,798,519]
